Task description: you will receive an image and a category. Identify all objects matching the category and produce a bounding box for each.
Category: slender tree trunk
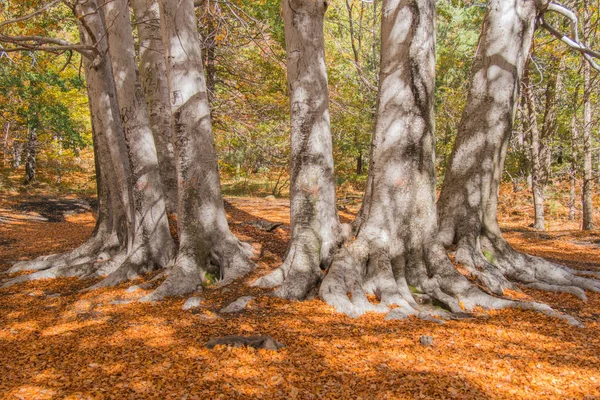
[2,122,8,168]
[252,0,342,300]
[141,0,254,301]
[523,68,545,230]
[356,150,363,175]
[12,138,22,168]
[92,0,176,287]
[436,0,600,298]
[570,106,579,221]
[582,0,594,230]
[23,126,37,184]
[131,0,178,214]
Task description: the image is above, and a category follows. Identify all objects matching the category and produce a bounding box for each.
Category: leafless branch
[542,2,600,71]
[0,34,95,58]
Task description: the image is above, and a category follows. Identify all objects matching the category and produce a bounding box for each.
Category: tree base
[454,232,600,301]
[252,236,324,300]
[140,237,255,302]
[316,236,583,327]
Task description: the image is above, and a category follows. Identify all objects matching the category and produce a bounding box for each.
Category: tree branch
[0,0,63,28]
[0,34,95,59]
[542,2,600,72]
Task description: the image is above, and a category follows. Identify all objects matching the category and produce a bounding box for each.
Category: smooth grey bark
[318,0,577,325]
[2,2,129,283]
[569,103,579,221]
[131,0,178,214]
[437,0,600,299]
[2,122,8,168]
[141,0,254,301]
[252,0,342,300]
[582,0,594,230]
[91,0,176,288]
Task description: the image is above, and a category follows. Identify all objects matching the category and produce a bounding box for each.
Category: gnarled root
[1,260,101,288]
[7,232,120,274]
[1,234,122,288]
[320,238,582,326]
[252,232,324,300]
[454,232,600,301]
[140,236,255,302]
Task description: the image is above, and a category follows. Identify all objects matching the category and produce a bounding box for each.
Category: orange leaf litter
[0,189,599,399]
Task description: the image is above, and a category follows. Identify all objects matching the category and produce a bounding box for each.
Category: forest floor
[0,187,599,399]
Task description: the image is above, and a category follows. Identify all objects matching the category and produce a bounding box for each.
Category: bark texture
[252,0,342,300]
[582,0,594,230]
[131,0,178,214]
[141,0,254,301]
[437,0,600,299]
[317,0,579,326]
[91,0,176,288]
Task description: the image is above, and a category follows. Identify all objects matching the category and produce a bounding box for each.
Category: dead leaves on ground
[0,190,599,399]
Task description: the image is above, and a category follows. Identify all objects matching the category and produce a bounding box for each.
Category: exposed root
[139,256,203,302]
[84,247,155,291]
[319,238,581,327]
[252,237,324,300]
[1,261,99,288]
[213,239,256,285]
[454,233,600,300]
[8,233,120,274]
[141,237,255,302]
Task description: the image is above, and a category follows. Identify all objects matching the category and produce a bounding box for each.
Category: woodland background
[1,0,597,218]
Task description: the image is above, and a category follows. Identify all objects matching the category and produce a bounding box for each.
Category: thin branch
[0,34,95,58]
[0,0,63,28]
[542,2,600,71]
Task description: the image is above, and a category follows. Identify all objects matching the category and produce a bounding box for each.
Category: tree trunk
[252,0,342,300]
[131,0,178,214]
[569,106,579,221]
[523,68,545,230]
[12,138,22,168]
[2,122,8,168]
[316,0,579,324]
[23,126,37,184]
[2,2,132,282]
[91,0,176,288]
[582,0,594,230]
[436,0,600,299]
[141,0,254,301]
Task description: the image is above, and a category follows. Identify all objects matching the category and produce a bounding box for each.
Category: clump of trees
[1,0,599,325]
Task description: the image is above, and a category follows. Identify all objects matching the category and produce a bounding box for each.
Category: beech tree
[252,0,343,300]
[1,0,599,327]
[437,0,600,299]
[140,0,255,301]
[131,0,178,214]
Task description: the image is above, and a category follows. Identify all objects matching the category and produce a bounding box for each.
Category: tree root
[454,233,600,301]
[318,238,583,327]
[252,236,324,300]
[140,237,255,302]
[1,261,99,288]
[7,232,120,274]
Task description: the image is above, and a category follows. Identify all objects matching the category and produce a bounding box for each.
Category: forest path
[0,193,599,399]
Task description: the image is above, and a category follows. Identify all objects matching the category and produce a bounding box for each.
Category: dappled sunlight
[0,192,599,398]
